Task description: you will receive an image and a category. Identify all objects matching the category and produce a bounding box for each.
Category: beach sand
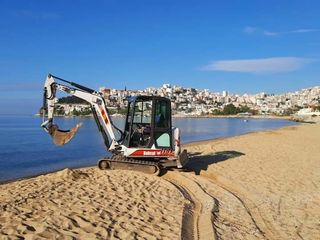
[1,123,319,239]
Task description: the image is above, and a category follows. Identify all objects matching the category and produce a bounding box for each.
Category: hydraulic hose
[49,74,95,94]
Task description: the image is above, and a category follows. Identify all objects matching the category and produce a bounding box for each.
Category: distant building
[222,91,228,97]
[99,87,111,98]
[297,108,320,116]
[89,84,320,116]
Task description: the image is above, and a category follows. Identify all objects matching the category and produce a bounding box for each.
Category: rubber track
[99,155,160,175]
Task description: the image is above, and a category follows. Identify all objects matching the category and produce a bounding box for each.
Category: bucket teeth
[49,123,82,146]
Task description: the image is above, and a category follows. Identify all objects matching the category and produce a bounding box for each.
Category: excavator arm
[41,74,121,151]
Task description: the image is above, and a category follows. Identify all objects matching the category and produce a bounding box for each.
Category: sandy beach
[1,123,320,239]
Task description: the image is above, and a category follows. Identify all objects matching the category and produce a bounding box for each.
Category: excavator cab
[123,96,172,150]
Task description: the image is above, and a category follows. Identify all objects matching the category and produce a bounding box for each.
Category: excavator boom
[41,74,119,150]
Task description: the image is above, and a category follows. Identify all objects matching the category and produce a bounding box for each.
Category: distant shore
[172,113,292,119]
[35,112,320,124]
[35,112,293,119]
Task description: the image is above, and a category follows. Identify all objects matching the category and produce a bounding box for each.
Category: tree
[58,96,87,104]
[222,104,238,115]
[55,107,65,115]
[238,105,251,113]
[211,104,256,115]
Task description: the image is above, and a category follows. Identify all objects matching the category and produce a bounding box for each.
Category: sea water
[0,115,298,182]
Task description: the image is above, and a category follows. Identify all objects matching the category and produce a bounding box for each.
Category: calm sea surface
[0,115,298,182]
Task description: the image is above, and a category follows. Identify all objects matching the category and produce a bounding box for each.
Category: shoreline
[0,121,299,185]
[1,122,319,238]
[0,164,95,186]
[183,123,302,147]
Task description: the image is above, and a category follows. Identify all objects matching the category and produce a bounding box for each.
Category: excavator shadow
[165,150,245,176]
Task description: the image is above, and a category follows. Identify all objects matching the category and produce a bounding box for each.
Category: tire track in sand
[165,170,285,240]
[186,173,266,240]
[163,171,217,240]
[198,172,285,240]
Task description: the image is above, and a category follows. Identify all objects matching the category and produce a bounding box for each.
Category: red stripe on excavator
[101,109,109,124]
[130,149,174,157]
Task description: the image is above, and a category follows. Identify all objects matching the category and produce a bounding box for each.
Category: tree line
[211,104,257,115]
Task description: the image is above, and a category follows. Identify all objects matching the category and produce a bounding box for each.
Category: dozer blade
[48,123,82,146]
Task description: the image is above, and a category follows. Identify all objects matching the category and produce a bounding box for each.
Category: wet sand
[1,123,319,239]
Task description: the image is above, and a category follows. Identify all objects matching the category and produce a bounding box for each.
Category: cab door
[126,99,153,148]
[153,98,172,149]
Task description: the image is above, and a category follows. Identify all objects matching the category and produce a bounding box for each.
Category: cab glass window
[133,100,152,124]
[154,100,169,128]
[142,101,152,123]
[126,102,133,125]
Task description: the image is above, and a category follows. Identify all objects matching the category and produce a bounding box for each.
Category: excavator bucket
[47,123,82,146]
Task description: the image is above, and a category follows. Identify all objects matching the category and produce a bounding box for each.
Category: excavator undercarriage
[98,155,161,175]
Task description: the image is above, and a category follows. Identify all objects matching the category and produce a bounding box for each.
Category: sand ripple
[0,168,185,239]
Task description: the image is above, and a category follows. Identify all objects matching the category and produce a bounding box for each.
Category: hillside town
[55,84,320,117]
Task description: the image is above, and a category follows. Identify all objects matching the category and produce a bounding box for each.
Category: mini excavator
[41,74,188,175]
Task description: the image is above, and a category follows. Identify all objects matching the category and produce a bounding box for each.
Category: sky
[0,0,320,114]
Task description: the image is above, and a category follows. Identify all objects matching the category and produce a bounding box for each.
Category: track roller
[98,159,111,170]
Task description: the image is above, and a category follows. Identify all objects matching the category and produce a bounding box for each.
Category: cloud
[243,26,320,36]
[243,26,257,34]
[288,28,319,33]
[11,10,60,20]
[263,31,278,36]
[263,28,320,36]
[201,57,315,74]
